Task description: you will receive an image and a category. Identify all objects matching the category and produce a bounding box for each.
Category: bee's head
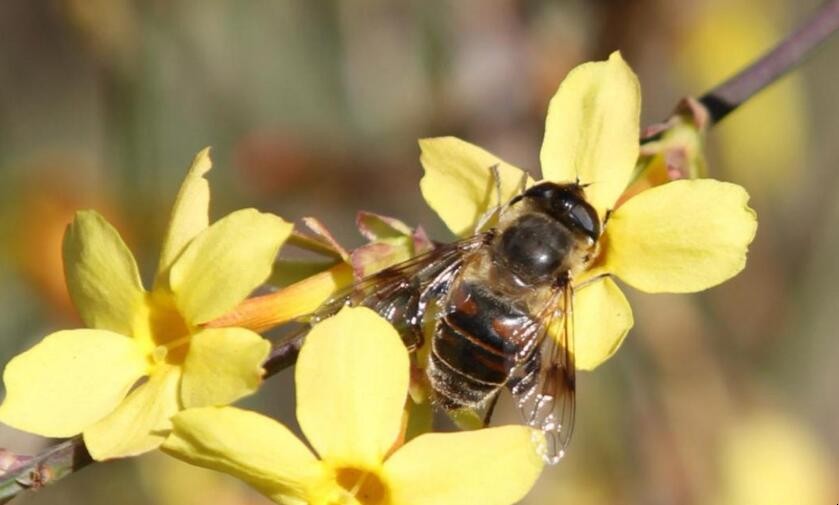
[513,182,601,241]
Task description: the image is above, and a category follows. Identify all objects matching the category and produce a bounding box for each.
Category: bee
[308,177,601,464]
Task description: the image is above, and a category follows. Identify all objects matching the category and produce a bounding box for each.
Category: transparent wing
[507,282,576,464]
[307,233,491,350]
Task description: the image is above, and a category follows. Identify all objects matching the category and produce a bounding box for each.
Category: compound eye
[567,202,600,240]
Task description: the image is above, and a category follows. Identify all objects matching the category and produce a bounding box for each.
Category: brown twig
[0,438,90,504]
[698,0,839,126]
[1,4,838,501]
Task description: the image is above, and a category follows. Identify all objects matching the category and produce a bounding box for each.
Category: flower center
[334,467,388,505]
[135,291,193,366]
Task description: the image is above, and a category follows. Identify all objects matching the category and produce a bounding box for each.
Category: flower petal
[180,328,271,408]
[163,407,325,503]
[419,137,533,237]
[384,426,544,505]
[0,330,146,437]
[63,210,145,335]
[540,51,641,215]
[205,263,354,333]
[573,278,633,370]
[296,306,408,467]
[169,208,293,325]
[84,364,181,460]
[156,148,212,283]
[603,179,757,293]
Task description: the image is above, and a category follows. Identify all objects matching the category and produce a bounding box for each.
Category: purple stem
[699,0,839,125]
[2,2,839,501]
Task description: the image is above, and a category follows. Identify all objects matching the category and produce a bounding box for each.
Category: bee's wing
[507,282,576,464]
[308,233,491,350]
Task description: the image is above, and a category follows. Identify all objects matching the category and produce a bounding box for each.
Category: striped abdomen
[427,280,535,409]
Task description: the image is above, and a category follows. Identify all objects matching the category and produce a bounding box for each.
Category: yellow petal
[163,407,325,503]
[419,137,533,237]
[180,328,270,408]
[296,306,408,467]
[0,329,146,438]
[63,210,145,335]
[169,208,293,325]
[138,453,262,505]
[540,51,641,215]
[384,426,544,505]
[604,179,757,293]
[573,278,633,370]
[156,148,212,284]
[84,364,181,460]
[205,262,354,333]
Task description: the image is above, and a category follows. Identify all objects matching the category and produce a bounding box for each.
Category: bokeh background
[1,0,838,503]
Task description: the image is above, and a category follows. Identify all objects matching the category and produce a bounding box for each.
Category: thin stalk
[0,438,90,504]
[1,3,838,501]
[699,0,839,125]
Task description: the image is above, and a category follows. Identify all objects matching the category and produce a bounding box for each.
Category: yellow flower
[0,149,293,460]
[163,306,544,505]
[207,212,432,333]
[419,52,757,370]
[624,97,709,205]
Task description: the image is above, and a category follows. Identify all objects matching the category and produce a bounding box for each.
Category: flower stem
[0,437,90,504]
[2,3,838,500]
[698,0,839,126]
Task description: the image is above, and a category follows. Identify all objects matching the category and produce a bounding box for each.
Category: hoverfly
[307,174,601,464]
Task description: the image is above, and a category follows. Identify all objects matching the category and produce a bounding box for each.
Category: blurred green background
[1,0,838,503]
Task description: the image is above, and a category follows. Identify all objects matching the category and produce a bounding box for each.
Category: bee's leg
[495,163,528,199]
[516,170,528,195]
[474,164,503,233]
[481,391,501,427]
[438,392,500,429]
[476,165,530,233]
[574,272,613,290]
[490,163,503,208]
